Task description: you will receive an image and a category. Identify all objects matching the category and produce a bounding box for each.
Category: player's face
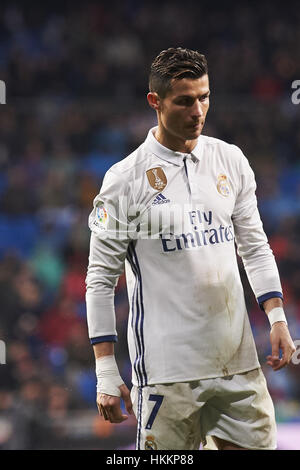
[155,76,210,142]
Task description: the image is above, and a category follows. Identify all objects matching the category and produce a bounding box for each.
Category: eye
[178,97,193,106]
[200,95,209,102]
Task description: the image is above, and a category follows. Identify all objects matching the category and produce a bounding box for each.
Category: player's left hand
[266,322,296,371]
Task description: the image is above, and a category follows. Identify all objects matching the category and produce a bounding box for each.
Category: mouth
[189,122,202,130]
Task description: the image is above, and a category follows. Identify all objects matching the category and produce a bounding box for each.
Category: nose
[192,99,204,118]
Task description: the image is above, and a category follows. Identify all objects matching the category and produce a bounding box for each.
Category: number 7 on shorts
[145,394,164,430]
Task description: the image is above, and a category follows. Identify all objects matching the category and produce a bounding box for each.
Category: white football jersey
[86,127,283,386]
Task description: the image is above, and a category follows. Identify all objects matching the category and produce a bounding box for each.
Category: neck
[154,126,198,154]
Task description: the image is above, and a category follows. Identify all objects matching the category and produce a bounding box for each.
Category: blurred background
[0,0,300,450]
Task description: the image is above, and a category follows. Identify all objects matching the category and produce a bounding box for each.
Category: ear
[147,92,161,111]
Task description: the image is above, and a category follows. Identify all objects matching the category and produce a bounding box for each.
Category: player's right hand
[96,383,134,423]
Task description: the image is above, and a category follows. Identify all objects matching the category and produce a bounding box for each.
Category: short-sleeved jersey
[86,127,283,386]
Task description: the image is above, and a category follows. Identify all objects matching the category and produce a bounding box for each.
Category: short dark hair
[149,47,208,98]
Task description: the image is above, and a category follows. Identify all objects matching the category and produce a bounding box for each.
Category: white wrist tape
[96,355,124,396]
[267,307,287,327]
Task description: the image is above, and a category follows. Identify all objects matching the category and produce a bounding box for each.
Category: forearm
[93,342,124,397]
[93,341,114,359]
[263,297,287,327]
[262,297,283,315]
[86,232,129,343]
[233,201,282,304]
[237,235,283,303]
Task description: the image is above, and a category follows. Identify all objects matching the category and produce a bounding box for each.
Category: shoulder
[201,135,255,189]
[103,137,161,196]
[201,135,252,177]
[104,142,150,181]
[201,135,245,161]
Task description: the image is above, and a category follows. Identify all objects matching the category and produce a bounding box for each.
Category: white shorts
[131,368,276,450]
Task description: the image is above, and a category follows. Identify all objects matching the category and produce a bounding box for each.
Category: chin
[185,128,202,140]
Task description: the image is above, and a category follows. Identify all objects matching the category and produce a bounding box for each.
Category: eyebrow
[176,91,211,99]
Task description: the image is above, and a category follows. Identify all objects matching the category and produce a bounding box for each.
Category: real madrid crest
[146,167,167,191]
[217,174,230,197]
[144,435,157,450]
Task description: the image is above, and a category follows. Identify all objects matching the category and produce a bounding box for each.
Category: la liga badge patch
[95,205,109,230]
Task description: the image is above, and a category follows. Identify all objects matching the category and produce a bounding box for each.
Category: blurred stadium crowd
[0,0,300,449]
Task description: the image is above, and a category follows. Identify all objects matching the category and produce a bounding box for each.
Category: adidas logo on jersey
[152,193,170,205]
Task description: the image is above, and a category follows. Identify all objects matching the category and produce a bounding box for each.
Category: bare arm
[93,341,114,359]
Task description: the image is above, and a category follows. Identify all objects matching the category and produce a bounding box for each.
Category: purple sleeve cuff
[90,335,118,345]
[257,291,283,311]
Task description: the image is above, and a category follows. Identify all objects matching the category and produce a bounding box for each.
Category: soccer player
[85,48,296,450]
